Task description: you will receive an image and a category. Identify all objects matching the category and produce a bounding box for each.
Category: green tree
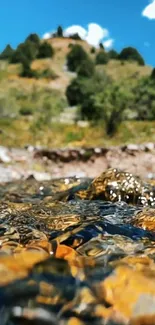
[0,44,14,60]
[57,25,63,37]
[25,33,40,46]
[151,68,155,80]
[93,83,133,136]
[77,59,95,78]
[66,71,110,107]
[96,51,109,65]
[66,44,88,71]
[10,40,38,63]
[20,56,37,78]
[10,48,27,64]
[20,40,38,60]
[132,77,155,120]
[66,77,84,106]
[108,49,118,60]
[119,47,145,66]
[37,42,54,59]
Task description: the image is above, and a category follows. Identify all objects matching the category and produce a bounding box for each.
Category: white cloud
[43,32,52,40]
[142,1,155,19]
[43,23,114,48]
[85,23,109,47]
[103,39,114,49]
[64,25,87,39]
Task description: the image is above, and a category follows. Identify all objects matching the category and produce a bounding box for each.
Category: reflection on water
[0,169,155,324]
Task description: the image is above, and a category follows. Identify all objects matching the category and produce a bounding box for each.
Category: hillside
[0,37,152,94]
[0,38,93,94]
[0,36,154,148]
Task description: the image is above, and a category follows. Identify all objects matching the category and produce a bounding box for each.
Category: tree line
[0,33,54,78]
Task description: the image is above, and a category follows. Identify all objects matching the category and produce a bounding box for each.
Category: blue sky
[0,0,155,66]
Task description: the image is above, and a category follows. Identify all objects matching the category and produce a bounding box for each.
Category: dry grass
[2,38,152,95]
[97,60,152,81]
[0,119,155,148]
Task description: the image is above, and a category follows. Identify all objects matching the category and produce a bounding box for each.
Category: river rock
[0,146,11,163]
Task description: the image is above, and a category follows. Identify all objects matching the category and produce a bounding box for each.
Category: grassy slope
[1,38,152,94]
[0,37,154,148]
[0,119,155,148]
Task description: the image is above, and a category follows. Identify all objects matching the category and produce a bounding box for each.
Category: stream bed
[0,168,155,324]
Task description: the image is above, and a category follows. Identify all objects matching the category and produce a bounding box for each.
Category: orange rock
[14,251,48,268]
[131,209,155,231]
[37,294,60,305]
[25,240,51,255]
[67,317,85,325]
[95,265,155,322]
[55,244,77,260]
[131,315,155,325]
[111,255,155,271]
[0,251,48,286]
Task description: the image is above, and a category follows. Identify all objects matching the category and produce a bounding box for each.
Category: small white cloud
[43,32,52,40]
[64,25,87,39]
[103,39,114,49]
[85,23,109,47]
[43,23,113,48]
[142,0,155,19]
[144,41,150,47]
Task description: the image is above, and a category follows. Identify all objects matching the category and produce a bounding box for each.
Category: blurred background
[0,0,155,181]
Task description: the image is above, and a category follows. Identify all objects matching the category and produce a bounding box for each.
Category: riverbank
[0,143,155,182]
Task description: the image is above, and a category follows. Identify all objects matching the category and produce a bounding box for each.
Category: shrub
[20,66,38,78]
[37,42,54,59]
[77,59,95,77]
[69,33,82,40]
[80,95,103,121]
[108,49,118,60]
[19,107,33,116]
[68,43,74,49]
[96,51,109,65]
[0,44,14,60]
[66,44,88,71]
[119,47,145,66]
[38,68,58,80]
[90,47,96,54]
[20,57,38,78]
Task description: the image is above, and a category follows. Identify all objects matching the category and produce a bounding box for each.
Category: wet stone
[0,168,155,324]
[76,168,155,206]
[130,208,155,231]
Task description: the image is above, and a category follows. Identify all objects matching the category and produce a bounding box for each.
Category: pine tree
[0,44,14,60]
